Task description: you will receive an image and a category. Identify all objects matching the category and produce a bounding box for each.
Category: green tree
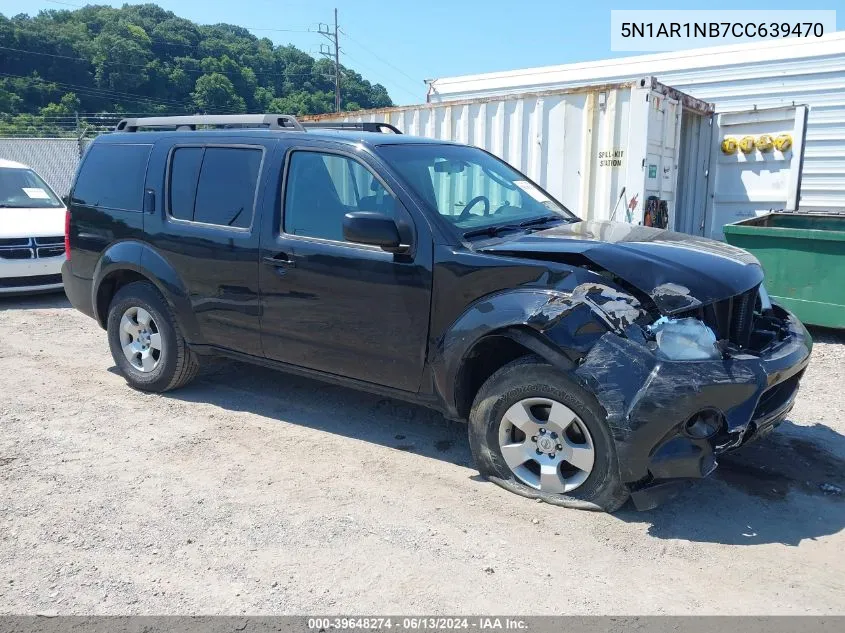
[39,92,81,117]
[253,86,274,111]
[268,92,311,116]
[0,2,397,130]
[192,73,246,113]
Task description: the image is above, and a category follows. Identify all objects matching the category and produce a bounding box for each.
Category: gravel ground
[1,293,844,615]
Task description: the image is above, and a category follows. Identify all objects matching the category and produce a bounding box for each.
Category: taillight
[64,209,71,260]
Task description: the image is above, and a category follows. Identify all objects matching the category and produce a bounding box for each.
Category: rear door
[705,105,809,240]
[69,142,152,277]
[144,136,275,356]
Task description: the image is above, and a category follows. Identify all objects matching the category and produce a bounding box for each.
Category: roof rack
[115,114,305,132]
[302,121,402,134]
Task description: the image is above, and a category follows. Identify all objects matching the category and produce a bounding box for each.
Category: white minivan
[0,159,66,295]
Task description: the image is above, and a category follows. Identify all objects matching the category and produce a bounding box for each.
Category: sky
[3,0,843,106]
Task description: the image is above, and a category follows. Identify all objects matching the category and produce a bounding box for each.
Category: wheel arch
[92,241,202,344]
[452,326,578,421]
[433,289,614,420]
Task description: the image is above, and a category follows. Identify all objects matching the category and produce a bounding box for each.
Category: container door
[704,105,808,240]
[642,92,682,229]
[618,86,683,227]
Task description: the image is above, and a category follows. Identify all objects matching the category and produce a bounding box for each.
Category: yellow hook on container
[721,137,738,155]
[774,134,793,152]
[738,136,756,154]
[756,134,774,152]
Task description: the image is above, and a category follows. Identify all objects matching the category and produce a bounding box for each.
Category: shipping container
[426,33,845,216]
[304,77,808,240]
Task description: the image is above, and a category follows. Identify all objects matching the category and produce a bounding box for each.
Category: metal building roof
[428,33,845,212]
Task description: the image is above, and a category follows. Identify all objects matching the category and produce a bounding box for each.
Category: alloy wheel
[497,397,596,493]
[118,306,162,373]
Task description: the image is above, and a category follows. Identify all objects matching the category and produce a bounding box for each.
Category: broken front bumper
[574,305,812,510]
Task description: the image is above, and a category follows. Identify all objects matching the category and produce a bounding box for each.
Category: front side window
[72,143,151,211]
[168,146,262,229]
[376,144,576,233]
[283,150,396,242]
[0,167,63,209]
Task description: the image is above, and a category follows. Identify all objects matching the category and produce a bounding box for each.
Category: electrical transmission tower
[317,9,341,113]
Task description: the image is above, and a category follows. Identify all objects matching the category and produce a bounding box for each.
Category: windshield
[377,144,577,235]
[0,167,63,209]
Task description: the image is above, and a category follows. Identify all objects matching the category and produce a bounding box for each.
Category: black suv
[62,114,812,511]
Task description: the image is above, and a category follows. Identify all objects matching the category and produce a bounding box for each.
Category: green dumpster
[723,212,845,329]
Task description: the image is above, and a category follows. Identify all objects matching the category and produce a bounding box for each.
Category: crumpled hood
[478,220,764,314]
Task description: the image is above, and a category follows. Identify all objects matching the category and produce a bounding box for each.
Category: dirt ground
[1,293,844,615]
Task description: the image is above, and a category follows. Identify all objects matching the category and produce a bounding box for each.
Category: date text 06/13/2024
[307,617,529,631]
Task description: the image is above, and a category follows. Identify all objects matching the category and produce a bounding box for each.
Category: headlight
[649,317,721,361]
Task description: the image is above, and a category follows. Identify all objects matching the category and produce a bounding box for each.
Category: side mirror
[343,211,405,252]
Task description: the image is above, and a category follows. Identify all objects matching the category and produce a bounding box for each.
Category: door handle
[262,254,296,268]
[144,189,156,214]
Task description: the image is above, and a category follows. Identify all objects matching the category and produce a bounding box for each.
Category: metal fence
[0,137,92,198]
[0,113,166,197]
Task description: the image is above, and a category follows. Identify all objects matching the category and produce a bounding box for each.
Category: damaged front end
[564,280,812,510]
[465,221,813,509]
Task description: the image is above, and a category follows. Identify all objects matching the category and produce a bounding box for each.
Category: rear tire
[468,356,629,512]
[106,281,199,392]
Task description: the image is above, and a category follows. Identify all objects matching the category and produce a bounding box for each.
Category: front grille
[729,287,758,348]
[0,273,63,289]
[702,285,760,348]
[37,246,65,258]
[34,236,64,246]
[0,248,33,260]
[0,237,64,260]
[0,238,30,247]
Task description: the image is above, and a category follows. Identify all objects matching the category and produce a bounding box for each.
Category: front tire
[468,356,629,512]
[106,281,199,392]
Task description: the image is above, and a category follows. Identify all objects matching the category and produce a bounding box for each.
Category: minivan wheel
[468,356,630,512]
[106,281,199,392]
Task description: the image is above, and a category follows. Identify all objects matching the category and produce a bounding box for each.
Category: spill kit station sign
[599,149,624,167]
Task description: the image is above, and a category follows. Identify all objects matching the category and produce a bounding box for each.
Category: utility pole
[318,9,341,112]
[334,8,340,113]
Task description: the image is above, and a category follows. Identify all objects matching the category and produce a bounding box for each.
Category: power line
[1,74,191,107]
[339,51,420,102]
[0,44,336,81]
[0,72,196,109]
[339,28,421,88]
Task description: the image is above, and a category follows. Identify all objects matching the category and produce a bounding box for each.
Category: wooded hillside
[0,3,393,135]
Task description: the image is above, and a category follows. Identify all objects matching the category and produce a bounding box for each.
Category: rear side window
[168,146,262,229]
[72,144,151,211]
[168,147,203,221]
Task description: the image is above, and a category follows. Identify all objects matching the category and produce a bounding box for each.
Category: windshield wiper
[462,224,524,239]
[462,215,567,240]
[517,214,567,228]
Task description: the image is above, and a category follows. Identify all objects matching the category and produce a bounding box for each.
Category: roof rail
[115,114,305,132]
[302,121,402,134]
